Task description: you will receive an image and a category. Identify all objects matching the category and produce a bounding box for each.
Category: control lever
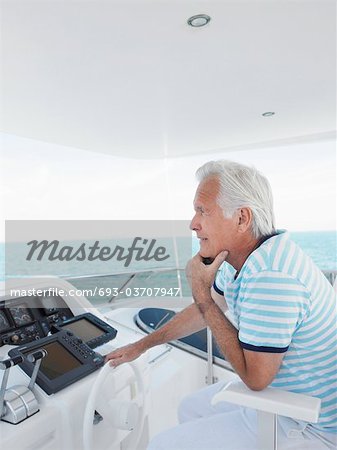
[0,349,47,424]
[0,356,24,419]
[27,350,47,391]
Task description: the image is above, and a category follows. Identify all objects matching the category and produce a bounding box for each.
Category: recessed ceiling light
[187,14,211,28]
[262,112,275,117]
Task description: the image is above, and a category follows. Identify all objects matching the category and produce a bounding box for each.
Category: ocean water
[0,231,336,281]
[0,231,335,304]
[289,231,336,271]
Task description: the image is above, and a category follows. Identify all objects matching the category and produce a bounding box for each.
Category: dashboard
[0,294,73,347]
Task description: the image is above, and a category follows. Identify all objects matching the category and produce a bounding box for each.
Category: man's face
[190,177,238,259]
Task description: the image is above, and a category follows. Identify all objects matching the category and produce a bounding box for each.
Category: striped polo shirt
[214,230,337,432]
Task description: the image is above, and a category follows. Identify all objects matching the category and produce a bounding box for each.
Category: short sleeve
[238,271,310,353]
[213,262,234,296]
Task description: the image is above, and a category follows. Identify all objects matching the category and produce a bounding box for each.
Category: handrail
[108,273,137,303]
[66,268,337,282]
[63,268,336,308]
[66,267,185,280]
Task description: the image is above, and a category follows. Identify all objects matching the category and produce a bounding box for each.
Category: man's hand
[186,251,228,304]
[104,342,145,367]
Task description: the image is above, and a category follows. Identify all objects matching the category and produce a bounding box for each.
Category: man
[105,160,337,449]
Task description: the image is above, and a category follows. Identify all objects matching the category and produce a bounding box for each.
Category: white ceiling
[1,0,336,158]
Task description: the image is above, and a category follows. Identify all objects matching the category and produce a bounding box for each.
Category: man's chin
[199,243,217,260]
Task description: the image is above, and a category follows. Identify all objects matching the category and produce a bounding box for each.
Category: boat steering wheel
[83,361,146,450]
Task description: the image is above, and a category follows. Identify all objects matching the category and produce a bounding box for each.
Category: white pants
[148,381,337,450]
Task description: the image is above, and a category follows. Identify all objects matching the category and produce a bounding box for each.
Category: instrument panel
[0,295,74,347]
[8,305,34,327]
[0,309,11,332]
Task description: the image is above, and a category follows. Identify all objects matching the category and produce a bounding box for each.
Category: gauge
[0,310,11,332]
[9,305,33,327]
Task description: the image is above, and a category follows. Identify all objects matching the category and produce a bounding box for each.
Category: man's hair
[196,160,275,239]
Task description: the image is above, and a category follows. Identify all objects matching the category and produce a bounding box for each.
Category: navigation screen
[63,319,104,342]
[28,342,81,380]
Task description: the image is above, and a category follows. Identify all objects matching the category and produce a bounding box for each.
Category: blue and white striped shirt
[214,230,337,432]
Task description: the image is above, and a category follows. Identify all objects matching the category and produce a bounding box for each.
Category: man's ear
[237,208,252,232]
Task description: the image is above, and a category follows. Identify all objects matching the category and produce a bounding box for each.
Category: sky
[0,132,336,241]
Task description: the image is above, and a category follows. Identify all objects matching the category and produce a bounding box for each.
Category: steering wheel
[83,361,146,450]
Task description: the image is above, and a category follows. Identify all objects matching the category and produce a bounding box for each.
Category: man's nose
[189,214,200,231]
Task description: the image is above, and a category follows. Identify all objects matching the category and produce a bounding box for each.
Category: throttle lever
[0,356,24,419]
[0,355,24,370]
[27,349,47,391]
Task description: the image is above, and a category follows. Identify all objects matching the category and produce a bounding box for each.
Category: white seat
[212,380,321,450]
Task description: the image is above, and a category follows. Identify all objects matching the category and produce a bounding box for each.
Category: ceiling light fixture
[262,112,275,117]
[187,14,211,27]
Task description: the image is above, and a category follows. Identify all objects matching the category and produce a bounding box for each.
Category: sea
[287,231,336,271]
[0,231,335,303]
[0,231,337,281]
